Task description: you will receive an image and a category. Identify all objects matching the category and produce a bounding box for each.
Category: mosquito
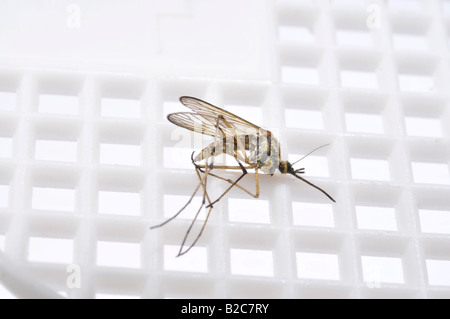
[151,96,335,256]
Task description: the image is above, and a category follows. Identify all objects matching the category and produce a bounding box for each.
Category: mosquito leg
[149,179,203,229]
[195,165,212,204]
[177,205,213,257]
[199,170,249,193]
[191,151,204,173]
[177,165,214,256]
[197,115,222,205]
[169,117,224,255]
[254,166,260,198]
[177,203,213,257]
[206,161,248,208]
[198,167,259,199]
[192,154,249,192]
[201,157,210,205]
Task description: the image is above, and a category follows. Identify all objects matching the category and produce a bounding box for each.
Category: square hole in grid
[292,201,335,228]
[356,206,398,231]
[281,86,329,130]
[0,91,17,111]
[405,116,443,138]
[163,100,183,121]
[101,97,141,119]
[34,139,78,163]
[227,280,284,299]
[345,112,384,134]
[28,237,74,264]
[288,153,330,177]
[295,285,352,299]
[163,194,210,221]
[222,104,264,128]
[279,25,316,43]
[281,46,324,85]
[220,82,268,122]
[296,252,340,281]
[161,277,215,299]
[163,245,208,273]
[390,13,431,48]
[97,241,141,269]
[396,54,440,93]
[0,137,13,158]
[93,272,145,298]
[96,293,140,300]
[332,0,369,7]
[361,255,405,284]
[426,259,450,287]
[277,5,319,43]
[0,234,5,251]
[340,69,379,90]
[281,66,321,86]
[228,198,270,224]
[285,108,324,130]
[230,248,274,277]
[447,27,450,45]
[31,116,82,164]
[388,0,423,12]
[419,209,450,234]
[159,79,209,121]
[334,9,378,48]
[38,94,79,116]
[339,51,381,90]
[98,190,141,217]
[444,0,450,13]
[341,90,388,133]
[0,184,9,208]
[99,143,141,166]
[392,32,429,51]
[350,158,391,181]
[31,187,76,212]
[398,73,436,93]
[163,146,201,170]
[411,161,450,185]
[335,29,374,47]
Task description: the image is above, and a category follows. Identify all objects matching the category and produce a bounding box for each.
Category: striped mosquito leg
[151,149,214,230]
[149,178,203,229]
[206,161,248,208]
[177,165,213,256]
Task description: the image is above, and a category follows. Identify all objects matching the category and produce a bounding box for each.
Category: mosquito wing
[167,112,223,137]
[168,96,268,138]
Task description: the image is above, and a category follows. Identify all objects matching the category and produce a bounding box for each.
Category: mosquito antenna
[293,173,336,203]
[292,143,330,167]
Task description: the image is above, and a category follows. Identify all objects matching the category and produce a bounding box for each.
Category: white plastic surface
[0,0,450,299]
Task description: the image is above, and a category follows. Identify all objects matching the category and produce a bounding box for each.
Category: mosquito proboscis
[151,96,335,256]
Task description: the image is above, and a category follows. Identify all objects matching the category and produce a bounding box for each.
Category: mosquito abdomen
[193,136,251,162]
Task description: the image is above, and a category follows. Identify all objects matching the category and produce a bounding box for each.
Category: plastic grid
[0,0,450,299]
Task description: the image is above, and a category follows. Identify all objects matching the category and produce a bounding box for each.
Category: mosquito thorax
[248,135,281,175]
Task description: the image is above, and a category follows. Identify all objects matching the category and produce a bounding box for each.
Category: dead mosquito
[151,96,335,256]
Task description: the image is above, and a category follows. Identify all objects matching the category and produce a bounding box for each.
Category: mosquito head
[279,161,295,174]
